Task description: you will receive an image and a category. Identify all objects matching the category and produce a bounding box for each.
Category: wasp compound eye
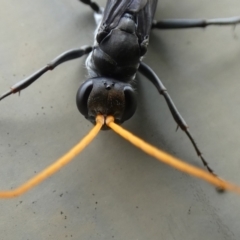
[122,86,137,122]
[76,79,93,117]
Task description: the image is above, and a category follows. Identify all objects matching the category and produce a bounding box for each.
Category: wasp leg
[138,62,217,175]
[0,46,92,101]
[152,16,240,29]
[79,0,101,13]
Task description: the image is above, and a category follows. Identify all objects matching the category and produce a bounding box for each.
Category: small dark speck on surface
[64,216,67,220]
[95,202,98,204]
[64,226,67,228]
[32,201,36,204]
[52,190,56,193]
[61,211,63,215]
[60,193,63,197]
[136,206,138,209]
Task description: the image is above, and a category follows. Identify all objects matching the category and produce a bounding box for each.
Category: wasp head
[76,77,137,128]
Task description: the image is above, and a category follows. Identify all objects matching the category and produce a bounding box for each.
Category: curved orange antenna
[106,116,240,194]
[0,115,104,198]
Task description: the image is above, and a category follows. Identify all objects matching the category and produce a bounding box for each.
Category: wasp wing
[101,0,158,41]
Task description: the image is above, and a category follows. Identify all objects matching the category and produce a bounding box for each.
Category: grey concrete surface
[0,1,240,239]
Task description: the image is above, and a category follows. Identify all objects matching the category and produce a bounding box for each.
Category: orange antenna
[0,115,104,198]
[106,116,240,194]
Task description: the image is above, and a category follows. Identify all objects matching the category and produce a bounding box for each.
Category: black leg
[0,46,92,101]
[138,62,216,175]
[79,0,101,13]
[152,16,240,29]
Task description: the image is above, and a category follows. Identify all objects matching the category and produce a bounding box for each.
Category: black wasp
[1,0,240,175]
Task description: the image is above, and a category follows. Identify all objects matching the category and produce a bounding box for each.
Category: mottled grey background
[0,1,240,239]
